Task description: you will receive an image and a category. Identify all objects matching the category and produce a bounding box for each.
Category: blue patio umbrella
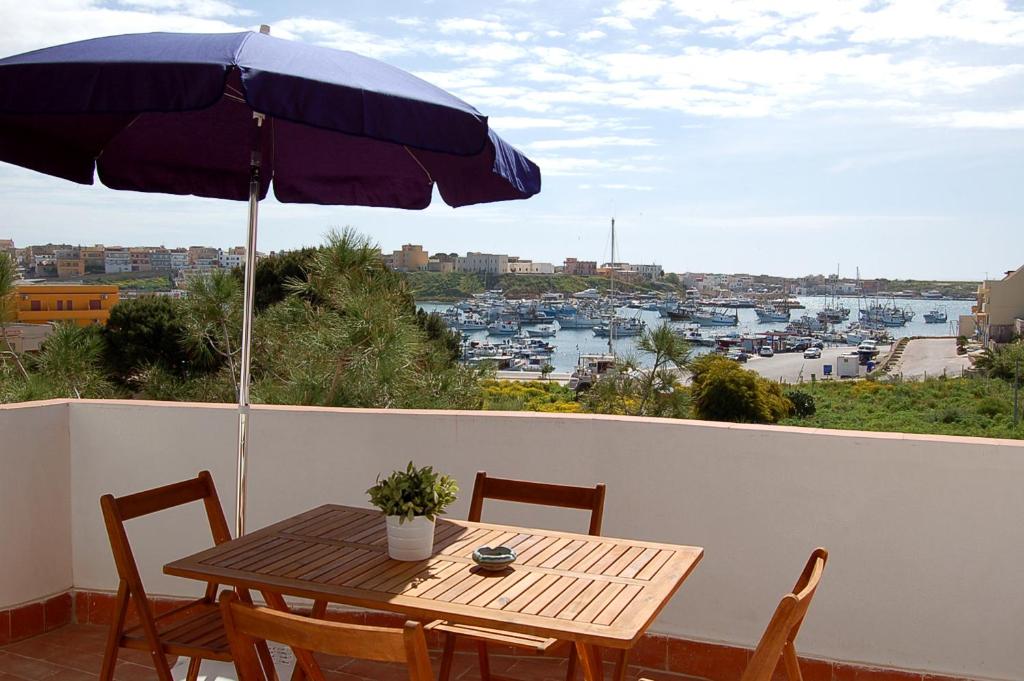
[0,28,541,534]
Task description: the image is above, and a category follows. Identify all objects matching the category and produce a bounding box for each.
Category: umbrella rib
[94,113,141,160]
[403,146,434,185]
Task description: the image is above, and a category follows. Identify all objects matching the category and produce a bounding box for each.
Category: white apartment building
[507,258,555,275]
[220,247,245,269]
[631,264,663,281]
[455,252,509,275]
[104,248,132,274]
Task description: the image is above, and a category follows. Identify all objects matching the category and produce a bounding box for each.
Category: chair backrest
[219,592,434,681]
[100,470,232,613]
[740,548,829,681]
[467,471,606,536]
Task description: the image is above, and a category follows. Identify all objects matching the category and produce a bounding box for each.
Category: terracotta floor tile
[112,662,162,681]
[0,653,63,681]
[0,639,69,662]
[44,668,95,681]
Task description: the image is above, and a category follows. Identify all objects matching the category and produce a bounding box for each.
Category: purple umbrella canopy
[0,30,540,208]
[0,30,542,535]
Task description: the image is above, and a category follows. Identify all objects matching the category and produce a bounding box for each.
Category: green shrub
[786,390,817,417]
[366,462,458,522]
[977,396,1010,417]
[690,355,794,423]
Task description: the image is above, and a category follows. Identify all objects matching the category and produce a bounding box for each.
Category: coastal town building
[390,244,428,272]
[1,322,53,352]
[220,246,246,269]
[81,245,106,273]
[129,248,153,272]
[188,246,221,269]
[104,247,132,274]
[563,258,597,276]
[456,252,509,275]
[970,264,1024,345]
[0,238,15,258]
[507,257,555,274]
[14,284,119,326]
[56,250,84,278]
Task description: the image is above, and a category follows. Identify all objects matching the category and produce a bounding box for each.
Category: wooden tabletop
[165,504,703,648]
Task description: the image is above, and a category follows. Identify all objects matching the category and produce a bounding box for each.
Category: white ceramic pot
[385,515,436,561]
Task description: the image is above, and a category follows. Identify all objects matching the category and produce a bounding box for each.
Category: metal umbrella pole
[235,145,262,538]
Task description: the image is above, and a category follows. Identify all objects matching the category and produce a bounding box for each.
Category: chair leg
[99,583,131,681]
[437,633,457,681]
[476,641,492,681]
[185,657,202,681]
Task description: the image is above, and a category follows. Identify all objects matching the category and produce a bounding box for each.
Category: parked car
[759,345,774,357]
[803,347,822,359]
[726,350,749,363]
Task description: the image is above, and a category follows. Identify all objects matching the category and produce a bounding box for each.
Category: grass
[779,376,1023,439]
[479,375,1024,440]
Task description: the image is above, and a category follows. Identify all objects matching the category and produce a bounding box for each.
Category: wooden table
[165,504,703,681]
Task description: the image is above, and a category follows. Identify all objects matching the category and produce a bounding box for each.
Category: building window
[56,300,63,311]
[66,300,74,311]
[30,300,41,311]
[89,299,100,310]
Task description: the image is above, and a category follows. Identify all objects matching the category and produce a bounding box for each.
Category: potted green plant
[367,462,458,561]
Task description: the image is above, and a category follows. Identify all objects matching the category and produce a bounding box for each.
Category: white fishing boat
[486,320,518,336]
[923,308,947,324]
[691,308,738,326]
[593,316,645,337]
[568,353,617,391]
[754,305,790,323]
[527,325,557,337]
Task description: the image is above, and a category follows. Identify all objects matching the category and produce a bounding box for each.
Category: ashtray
[472,546,517,571]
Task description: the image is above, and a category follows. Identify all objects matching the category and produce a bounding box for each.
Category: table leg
[574,642,605,681]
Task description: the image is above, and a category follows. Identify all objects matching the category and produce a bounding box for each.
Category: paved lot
[743,345,881,383]
[892,337,970,379]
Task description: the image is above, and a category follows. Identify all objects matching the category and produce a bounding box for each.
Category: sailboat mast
[609,217,615,355]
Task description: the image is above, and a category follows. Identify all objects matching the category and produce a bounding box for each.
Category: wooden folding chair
[427,471,615,681]
[641,548,829,681]
[98,471,275,681]
[218,591,434,681]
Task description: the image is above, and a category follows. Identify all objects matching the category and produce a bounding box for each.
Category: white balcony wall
[0,400,72,607]
[2,399,1023,680]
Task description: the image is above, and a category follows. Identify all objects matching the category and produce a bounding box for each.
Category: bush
[690,355,794,423]
[103,296,192,384]
[786,389,817,417]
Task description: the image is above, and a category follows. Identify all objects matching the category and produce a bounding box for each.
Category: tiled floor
[0,625,704,681]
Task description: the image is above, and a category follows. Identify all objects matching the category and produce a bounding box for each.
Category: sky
[1,0,1022,280]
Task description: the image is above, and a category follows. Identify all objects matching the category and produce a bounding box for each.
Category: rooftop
[2,398,1022,681]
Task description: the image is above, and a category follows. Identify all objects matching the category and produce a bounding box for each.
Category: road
[742,345,879,383]
[892,337,970,379]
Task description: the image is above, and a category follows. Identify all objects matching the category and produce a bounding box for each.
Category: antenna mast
[609,217,615,355]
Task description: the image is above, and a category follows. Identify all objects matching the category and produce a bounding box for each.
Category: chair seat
[425,620,563,653]
[122,601,232,661]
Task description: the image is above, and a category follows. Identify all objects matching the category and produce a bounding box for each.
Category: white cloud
[596,16,635,31]
[272,17,409,58]
[577,30,607,42]
[902,109,1024,129]
[527,136,656,150]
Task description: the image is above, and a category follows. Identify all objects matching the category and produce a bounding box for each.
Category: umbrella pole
[235,152,261,537]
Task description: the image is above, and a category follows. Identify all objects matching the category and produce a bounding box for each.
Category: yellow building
[14,285,120,327]
[56,257,85,278]
[973,264,1024,345]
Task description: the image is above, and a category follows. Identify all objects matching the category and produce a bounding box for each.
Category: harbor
[418,293,973,383]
